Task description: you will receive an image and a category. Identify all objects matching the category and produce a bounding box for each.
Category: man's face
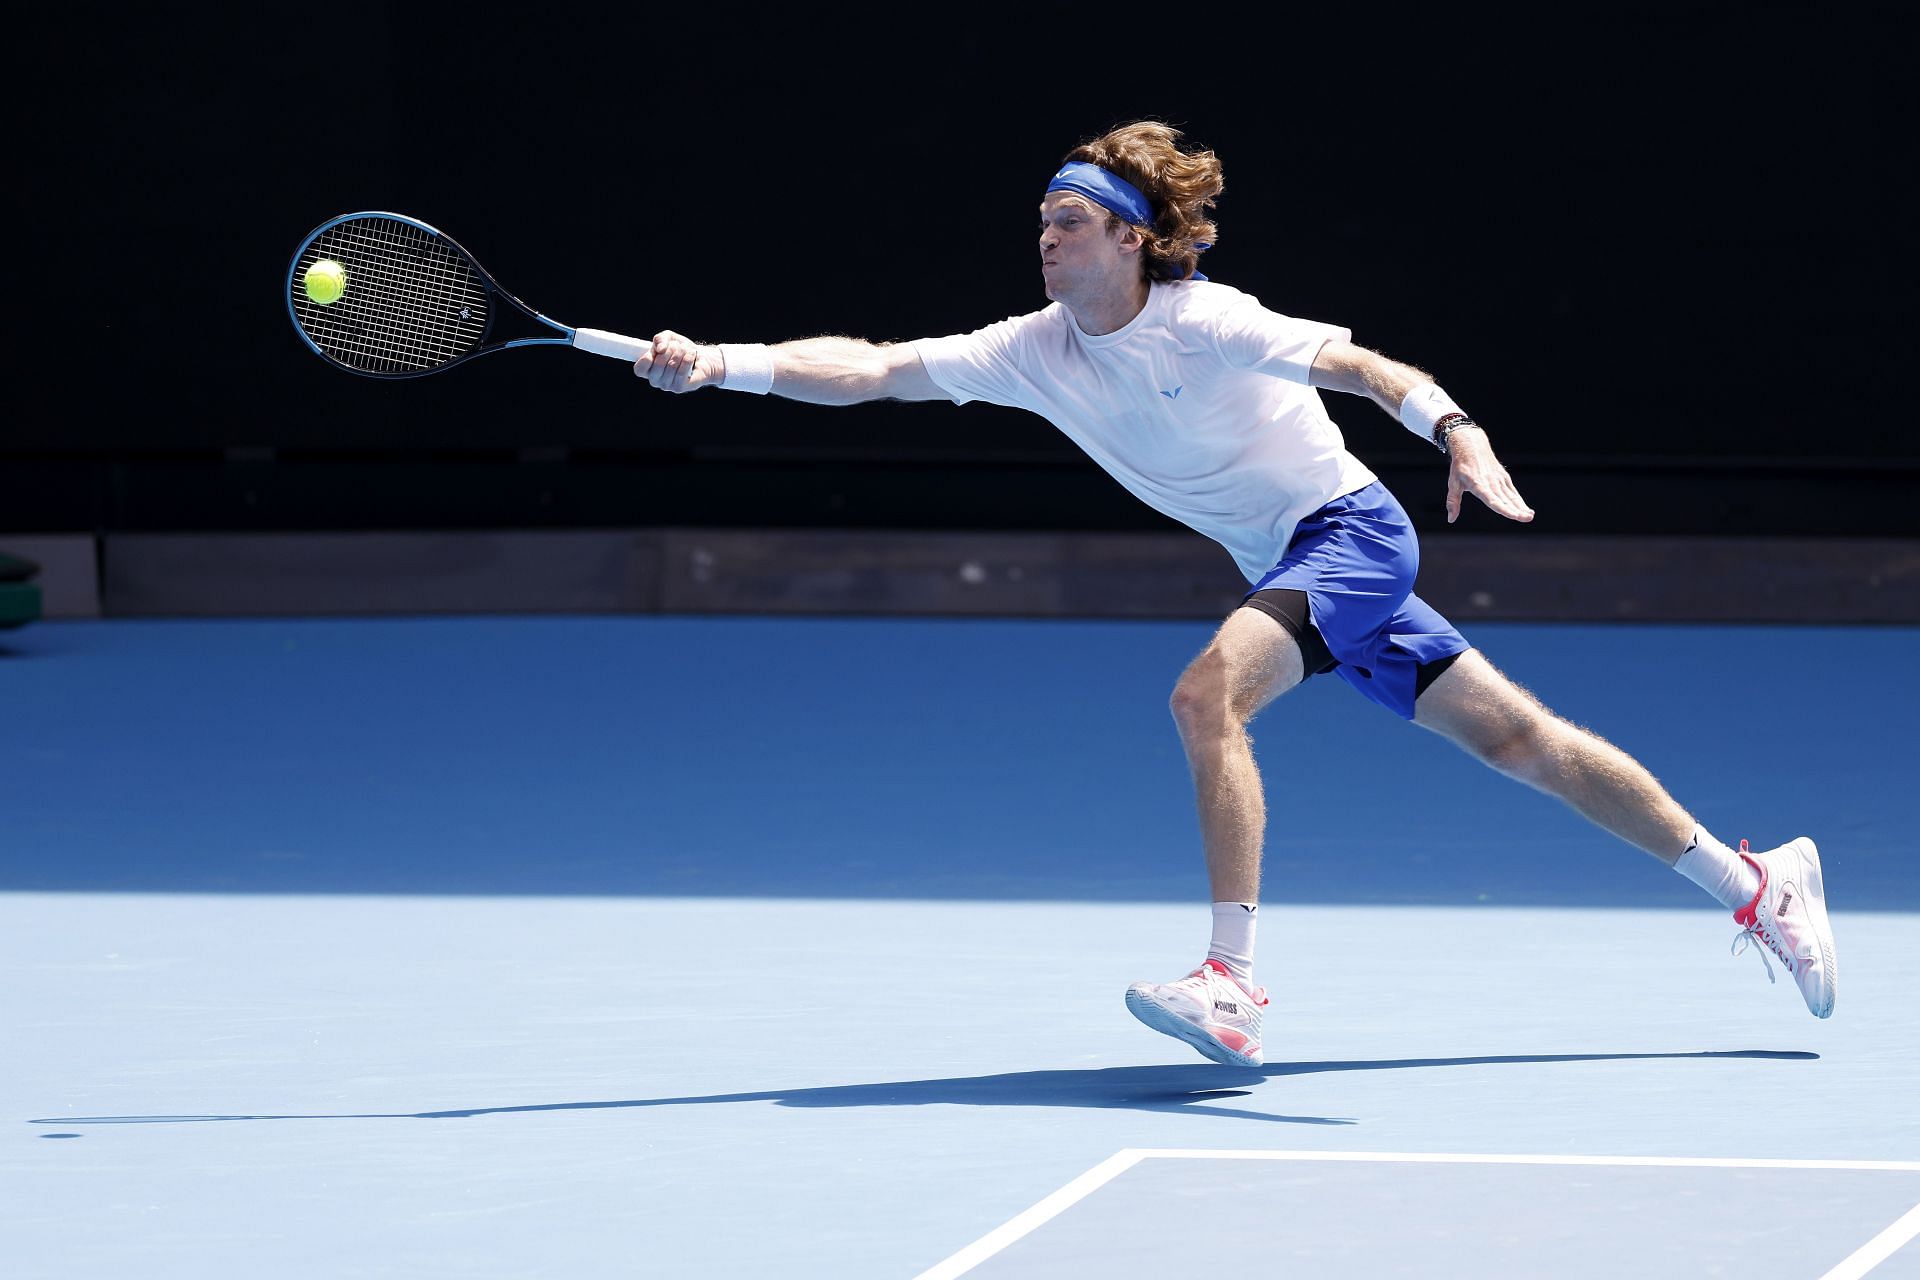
[1037,192,1139,303]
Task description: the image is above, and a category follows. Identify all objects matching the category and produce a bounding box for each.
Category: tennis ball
[304,259,347,306]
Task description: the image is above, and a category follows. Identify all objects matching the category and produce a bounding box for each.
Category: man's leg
[1409,648,1696,862]
[1411,647,1837,1017]
[1168,605,1307,900]
[1123,605,1306,1068]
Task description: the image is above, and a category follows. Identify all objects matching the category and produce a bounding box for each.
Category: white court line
[1820,1198,1920,1280]
[912,1149,1920,1280]
[1141,1149,1920,1171]
[909,1149,1146,1280]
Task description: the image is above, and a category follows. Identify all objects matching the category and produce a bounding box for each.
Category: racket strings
[290,217,489,373]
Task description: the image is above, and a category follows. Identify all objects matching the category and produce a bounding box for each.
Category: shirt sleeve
[909,309,1053,408]
[1211,297,1351,384]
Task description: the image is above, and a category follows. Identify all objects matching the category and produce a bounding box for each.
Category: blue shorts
[1245,481,1470,720]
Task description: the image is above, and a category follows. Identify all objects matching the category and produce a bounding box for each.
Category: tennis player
[632,121,1838,1065]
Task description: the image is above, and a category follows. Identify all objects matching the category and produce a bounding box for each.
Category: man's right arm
[636,330,947,404]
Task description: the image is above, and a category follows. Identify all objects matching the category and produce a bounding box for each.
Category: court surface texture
[5,615,1916,1278]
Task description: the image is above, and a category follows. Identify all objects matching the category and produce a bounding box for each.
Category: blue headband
[1045,161,1212,279]
[1047,162,1155,226]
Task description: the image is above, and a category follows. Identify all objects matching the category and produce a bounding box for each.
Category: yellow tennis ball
[304,259,347,306]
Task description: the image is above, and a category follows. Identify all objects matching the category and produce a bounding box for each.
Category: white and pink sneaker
[1732,837,1838,1019]
[1125,959,1268,1066]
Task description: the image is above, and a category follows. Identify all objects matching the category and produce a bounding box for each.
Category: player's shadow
[30,1050,1814,1129]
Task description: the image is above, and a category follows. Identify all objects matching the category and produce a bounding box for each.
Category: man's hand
[634,330,722,393]
[1444,428,1535,524]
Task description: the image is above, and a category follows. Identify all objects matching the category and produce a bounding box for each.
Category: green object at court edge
[0,550,42,630]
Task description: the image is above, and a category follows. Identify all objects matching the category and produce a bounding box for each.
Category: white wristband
[1398,382,1466,444]
[717,343,775,395]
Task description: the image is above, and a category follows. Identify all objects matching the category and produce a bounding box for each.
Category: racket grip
[571,328,651,362]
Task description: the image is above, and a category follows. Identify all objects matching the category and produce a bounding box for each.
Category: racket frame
[286,211,601,379]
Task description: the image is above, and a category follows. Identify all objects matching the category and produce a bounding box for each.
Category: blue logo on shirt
[1160,386,1183,400]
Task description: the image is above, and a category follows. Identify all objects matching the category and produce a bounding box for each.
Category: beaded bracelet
[1432,413,1480,454]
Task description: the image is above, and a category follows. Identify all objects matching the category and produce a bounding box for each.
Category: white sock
[1206,902,1258,986]
[1674,825,1761,910]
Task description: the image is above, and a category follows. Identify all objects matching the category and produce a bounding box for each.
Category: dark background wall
[9,2,1913,543]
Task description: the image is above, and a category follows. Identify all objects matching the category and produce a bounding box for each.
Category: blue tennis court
[4,615,1917,1278]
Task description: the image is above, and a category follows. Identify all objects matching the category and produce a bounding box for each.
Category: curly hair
[1063,120,1223,283]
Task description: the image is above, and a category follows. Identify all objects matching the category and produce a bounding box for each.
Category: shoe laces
[1728,838,1799,983]
[1731,928,1777,985]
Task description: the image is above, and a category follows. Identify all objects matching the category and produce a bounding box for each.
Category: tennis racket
[285,211,647,378]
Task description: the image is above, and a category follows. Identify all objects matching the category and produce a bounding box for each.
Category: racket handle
[571,328,650,362]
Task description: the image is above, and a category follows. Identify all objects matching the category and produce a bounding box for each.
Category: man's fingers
[633,331,678,379]
[1491,472,1534,522]
[647,343,685,390]
[638,332,692,391]
[1472,474,1535,523]
[1490,493,1535,522]
[1504,485,1536,522]
[1446,473,1463,523]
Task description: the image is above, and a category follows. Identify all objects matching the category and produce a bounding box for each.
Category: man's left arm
[1309,340,1535,525]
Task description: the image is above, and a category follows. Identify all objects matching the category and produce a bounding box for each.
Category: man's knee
[1172,607,1307,740]
[1421,652,1564,778]
[1474,705,1574,783]
[1169,653,1233,739]
[1476,715,1539,775]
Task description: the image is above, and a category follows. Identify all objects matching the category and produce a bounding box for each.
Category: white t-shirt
[911,279,1378,583]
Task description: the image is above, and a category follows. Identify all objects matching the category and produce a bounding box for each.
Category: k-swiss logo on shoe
[1777,888,1794,918]
[1160,386,1183,399]
[1214,1000,1238,1015]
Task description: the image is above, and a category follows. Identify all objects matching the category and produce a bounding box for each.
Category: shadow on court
[30,1050,1816,1130]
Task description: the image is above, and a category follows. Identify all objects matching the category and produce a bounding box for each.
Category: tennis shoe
[1731,837,1837,1018]
[1125,959,1268,1066]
